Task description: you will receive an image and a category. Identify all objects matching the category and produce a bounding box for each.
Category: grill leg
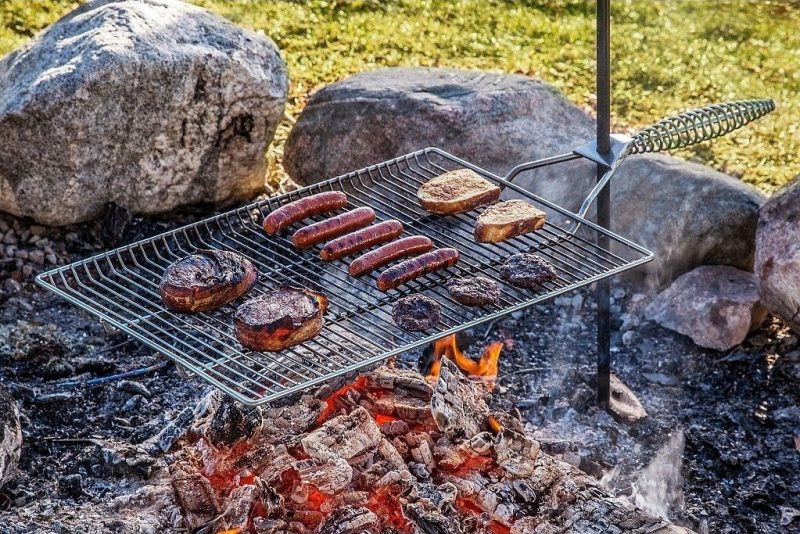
[596,0,612,409]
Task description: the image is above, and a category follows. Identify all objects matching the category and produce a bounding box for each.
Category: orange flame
[427,335,503,389]
[216,530,241,534]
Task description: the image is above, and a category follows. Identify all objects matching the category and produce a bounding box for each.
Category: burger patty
[445,276,500,306]
[392,294,441,332]
[500,253,557,288]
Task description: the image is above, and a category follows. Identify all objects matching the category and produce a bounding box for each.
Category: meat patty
[234,286,328,352]
[159,249,257,313]
[445,276,500,306]
[499,253,558,288]
[392,294,441,332]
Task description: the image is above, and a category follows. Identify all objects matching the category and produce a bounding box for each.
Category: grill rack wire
[37,148,653,406]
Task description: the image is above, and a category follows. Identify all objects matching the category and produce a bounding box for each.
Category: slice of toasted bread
[474,200,546,243]
[417,169,501,215]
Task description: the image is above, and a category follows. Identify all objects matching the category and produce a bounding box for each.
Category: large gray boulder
[645,265,766,351]
[755,176,800,333]
[0,387,21,489]
[0,0,288,226]
[284,68,764,286]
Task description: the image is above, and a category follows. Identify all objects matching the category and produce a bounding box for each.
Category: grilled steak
[292,207,375,249]
[234,287,328,352]
[263,191,348,235]
[417,169,501,215]
[474,199,546,243]
[348,235,434,277]
[159,249,257,313]
[376,248,460,292]
[445,276,500,306]
[392,294,441,332]
[500,253,557,288]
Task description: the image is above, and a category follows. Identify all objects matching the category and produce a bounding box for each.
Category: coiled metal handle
[629,99,775,154]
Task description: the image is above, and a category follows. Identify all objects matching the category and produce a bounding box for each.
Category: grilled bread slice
[417,169,501,215]
[474,199,546,243]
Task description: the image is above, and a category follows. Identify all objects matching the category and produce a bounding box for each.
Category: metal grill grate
[36,148,653,406]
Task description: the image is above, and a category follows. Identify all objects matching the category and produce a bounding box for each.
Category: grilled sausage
[292,207,376,249]
[262,191,348,235]
[320,220,404,262]
[376,248,460,291]
[348,235,434,277]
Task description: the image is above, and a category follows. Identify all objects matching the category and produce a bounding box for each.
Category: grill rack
[37,148,653,406]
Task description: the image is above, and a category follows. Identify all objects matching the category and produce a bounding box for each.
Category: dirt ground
[0,208,798,534]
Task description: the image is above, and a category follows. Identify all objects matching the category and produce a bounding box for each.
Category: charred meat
[500,253,557,288]
[159,249,257,313]
[392,294,441,332]
[234,287,328,352]
[445,276,500,306]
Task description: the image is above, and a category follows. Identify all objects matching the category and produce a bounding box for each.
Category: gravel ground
[0,208,798,533]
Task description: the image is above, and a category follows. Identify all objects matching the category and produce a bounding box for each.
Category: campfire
[168,337,685,534]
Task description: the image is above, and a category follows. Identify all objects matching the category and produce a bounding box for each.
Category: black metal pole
[596,0,612,409]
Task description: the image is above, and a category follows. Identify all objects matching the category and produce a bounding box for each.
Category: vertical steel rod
[596,0,612,408]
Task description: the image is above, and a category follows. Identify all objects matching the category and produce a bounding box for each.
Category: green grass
[2,0,798,194]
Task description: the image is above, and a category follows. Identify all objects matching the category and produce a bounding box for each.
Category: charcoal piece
[404,500,464,534]
[301,407,382,462]
[411,482,458,513]
[204,396,262,447]
[379,419,410,438]
[170,464,221,531]
[499,253,557,288]
[293,457,353,494]
[495,429,540,477]
[366,365,433,399]
[320,490,370,513]
[392,294,441,332]
[264,395,326,435]
[374,394,431,422]
[150,406,194,453]
[316,507,378,534]
[221,484,260,530]
[445,276,500,306]
[430,358,490,440]
[466,431,496,455]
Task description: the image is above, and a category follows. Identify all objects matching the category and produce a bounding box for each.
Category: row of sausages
[261,191,459,291]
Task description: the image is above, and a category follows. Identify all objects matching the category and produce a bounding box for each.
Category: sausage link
[292,207,375,249]
[376,248,460,291]
[320,220,404,262]
[262,191,348,235]
[348,236,434,277]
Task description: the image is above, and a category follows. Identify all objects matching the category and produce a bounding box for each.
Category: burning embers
[169,336,683,534]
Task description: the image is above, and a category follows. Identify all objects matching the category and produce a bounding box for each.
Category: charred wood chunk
[315,507,378,534]
[292,457,353,494]
[379,419,410,438]
[170,464,221,531]
[431,358,490,440]
[495,429,540,478]
[404,500,464,534]
[0,386,22,489]
[265,395,326,436]
[444,473,517,527]
[256,446,295,484]
[301,407,382,462]
[374,394,432,422]
[222,483,260,530]
[410,482,458,514]
[320,490,370,514]
[366,366,434,399]
[204,395,262,448]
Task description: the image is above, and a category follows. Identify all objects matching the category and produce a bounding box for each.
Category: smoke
[631,430,686,520]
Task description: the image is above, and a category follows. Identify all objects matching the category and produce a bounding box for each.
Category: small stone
[35,239,49,249]
[621,330,636,346]
[29,225,45,236]
[611,287,626,301]
[3,279,21,293]
[511,310,524,320]
[28,250,44,265]
[619,312,640,331]
[2,231,16,245]
[46,253,57,265]
[15,249,28,260]
[630,293,647,304]
[610,304,622,315]
[571,294,584,310]
[0,220,8,232]
[117,381,152,399]
[4,245,16,258]
[28,235,40,244]
[21,265,33,278]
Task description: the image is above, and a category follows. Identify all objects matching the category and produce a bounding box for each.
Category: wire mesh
[36,148,653,406]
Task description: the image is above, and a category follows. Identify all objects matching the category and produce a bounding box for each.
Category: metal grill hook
[629,99,775,154]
